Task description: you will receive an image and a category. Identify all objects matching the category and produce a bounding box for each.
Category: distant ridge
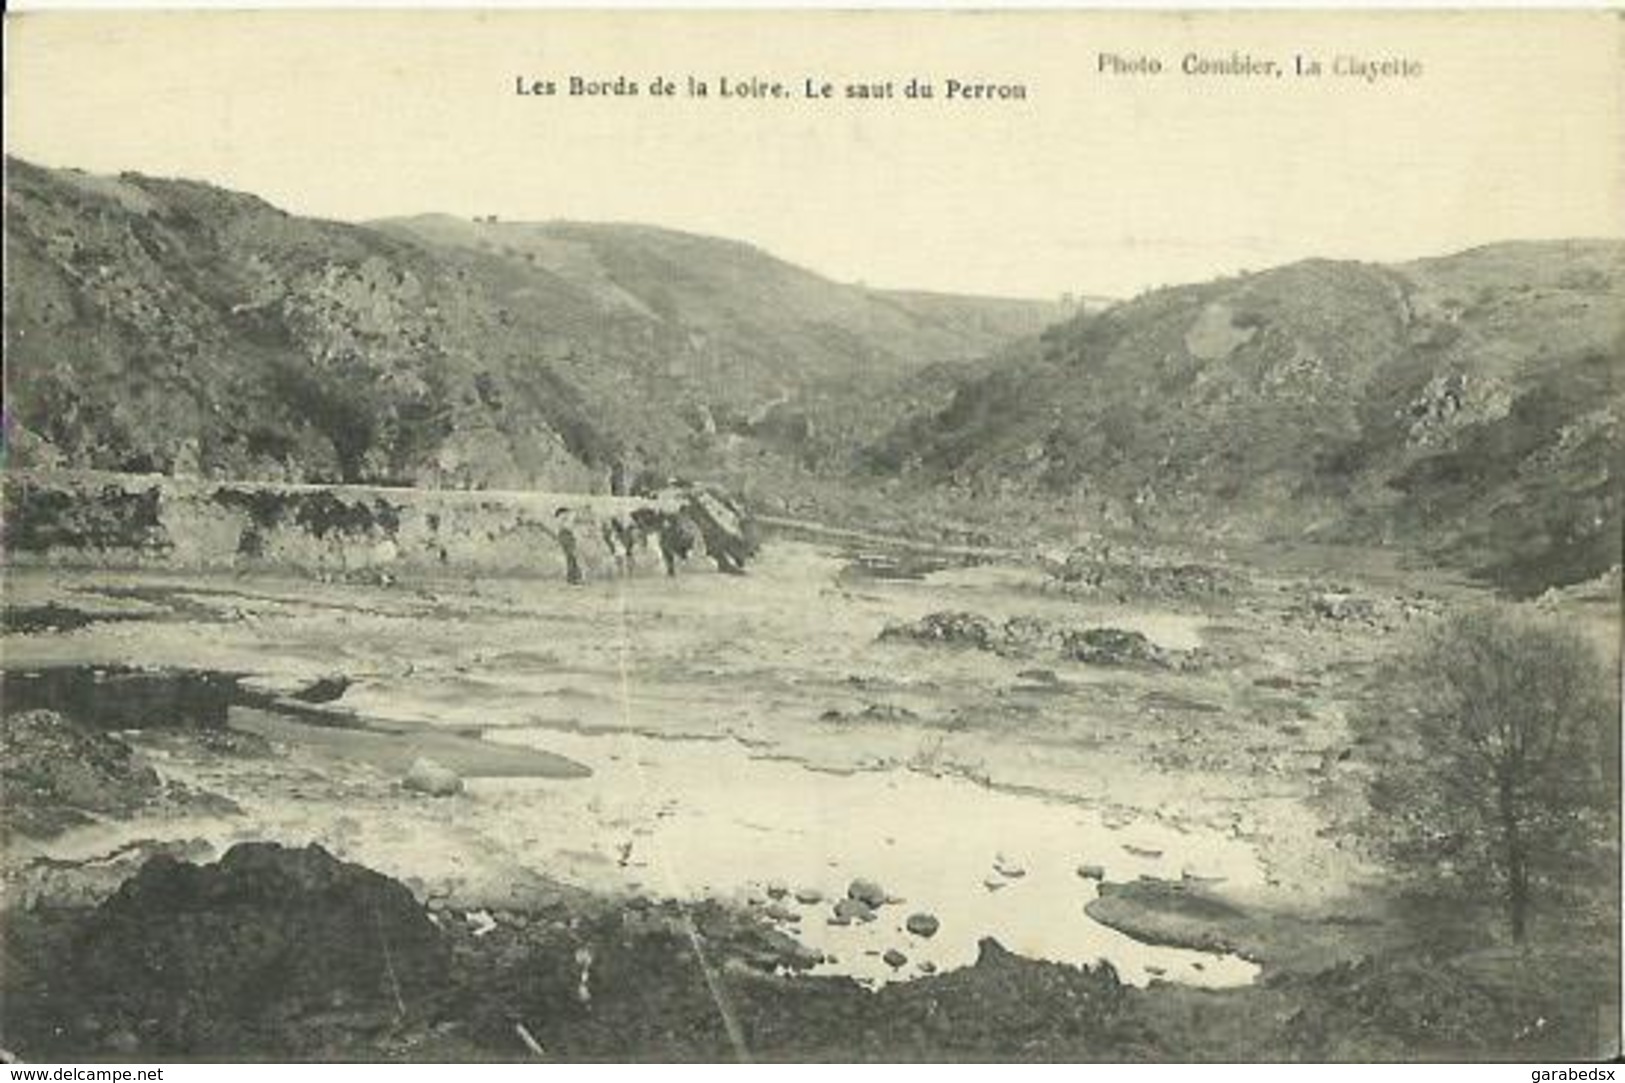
[868,239,1624,593]
[2,157,1064,490]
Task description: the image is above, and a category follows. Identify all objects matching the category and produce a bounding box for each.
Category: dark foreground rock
[2,850,1610,1062]
[7,842,450,1057]
[0,845,1156,1061]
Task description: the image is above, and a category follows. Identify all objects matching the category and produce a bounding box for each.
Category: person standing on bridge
[658,509,698,577]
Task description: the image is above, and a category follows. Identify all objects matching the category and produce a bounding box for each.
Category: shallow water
[481,726,1264,988]
[313,541,1217,744]
[7,543,1265,988]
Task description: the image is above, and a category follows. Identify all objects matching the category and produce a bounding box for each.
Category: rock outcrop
[43,843,451,1056]
[0,709,162,837]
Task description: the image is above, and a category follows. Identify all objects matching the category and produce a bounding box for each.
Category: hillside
[373,215,1067,401]
[869,241,1624,593]
[8,158,1616,594]
[369,215,1072,469]
[3,158,1062,490]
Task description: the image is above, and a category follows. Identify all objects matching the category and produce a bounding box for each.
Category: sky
[5,9,1621,299]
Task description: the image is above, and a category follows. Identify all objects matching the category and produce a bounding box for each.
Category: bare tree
[1363,607,1617,942]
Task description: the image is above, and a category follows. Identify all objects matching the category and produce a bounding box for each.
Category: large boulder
[404,756,464,797]
[59,842,451,1055]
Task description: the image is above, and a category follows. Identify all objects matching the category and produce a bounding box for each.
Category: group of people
[550,480,757,586]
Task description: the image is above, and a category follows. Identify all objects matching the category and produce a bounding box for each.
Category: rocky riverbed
[1,538,1616,1059]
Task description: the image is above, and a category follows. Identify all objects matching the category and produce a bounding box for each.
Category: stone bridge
[2,470,752,583]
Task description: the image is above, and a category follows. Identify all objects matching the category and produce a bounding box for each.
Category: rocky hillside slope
[4,158,1064,490]
[869,241,1623,593]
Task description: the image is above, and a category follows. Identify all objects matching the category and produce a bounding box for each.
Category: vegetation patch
[4,480,167,553]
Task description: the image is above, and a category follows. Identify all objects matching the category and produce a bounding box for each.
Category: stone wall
[2,470,682,582]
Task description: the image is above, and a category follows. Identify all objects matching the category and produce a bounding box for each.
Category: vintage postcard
[1,8,1620,1064]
